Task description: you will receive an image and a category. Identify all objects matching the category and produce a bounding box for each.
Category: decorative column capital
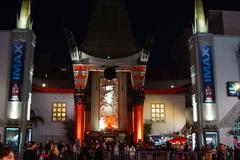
[133,88,145,105]
[74,89,86,104]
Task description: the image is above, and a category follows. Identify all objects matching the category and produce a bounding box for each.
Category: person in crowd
[23,141,38,160]
[0,146,15,160]
[89,140,95,150]
[48,143,60,160]
[204,145,213,160]
[57,140,65,153]
[124,144,130,160]
[94,142,104,160]
[62,144,74,160]
[129,144,136,160]
[38,142,44,154]
[0,142,3,156]
[79,143,90,160]
[45,140,53,151]
[73,139,81,159]
[217,143,226,160]
[233,136,239,149]
[225,146,233,160]
[234,139,240,160]
[39,149,49,160]
[107,143,114,160]
[114,143,119,160]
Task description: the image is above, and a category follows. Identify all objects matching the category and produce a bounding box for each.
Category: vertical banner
[199,44,215,103]
[99,78,119,130]
[8,41,26,102]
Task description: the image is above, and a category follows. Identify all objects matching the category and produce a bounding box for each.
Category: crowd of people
[0,146,15,160]
[1,138,240,160]
[201,143,240,160]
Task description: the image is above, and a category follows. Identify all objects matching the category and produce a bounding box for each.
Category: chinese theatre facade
[65,0,150,144]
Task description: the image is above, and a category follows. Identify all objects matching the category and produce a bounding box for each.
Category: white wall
[213,35,240,147]
[31,93,74,143]
[144,94,186,135]
[214,35,240,120]
[0,31,11,142]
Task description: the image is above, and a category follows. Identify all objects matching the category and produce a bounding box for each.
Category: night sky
[0,0,240,80]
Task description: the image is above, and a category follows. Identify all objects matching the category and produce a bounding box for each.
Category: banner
[199,44,215,103]
[8,42,26,102]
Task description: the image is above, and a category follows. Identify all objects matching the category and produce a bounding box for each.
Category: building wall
[31,93,74,143]
[143,94,186,135]
[0,31,11,142]
[208,10,240,35]
[31,89,187,143]
[213,35,240,147]
[222,11,240,35]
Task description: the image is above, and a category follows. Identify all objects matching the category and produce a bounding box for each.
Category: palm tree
[30,109,44,127]
[62,118,74,143]
[144,119,152,142]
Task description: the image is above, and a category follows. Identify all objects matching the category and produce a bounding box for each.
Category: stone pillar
[127,102,133,133]
[85,100,91,133]
[71,64,89,144]
[74,89,86,144]
[133,88,145,144]
[130,65,147,144]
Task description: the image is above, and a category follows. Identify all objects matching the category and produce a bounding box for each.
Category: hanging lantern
[104,67,116,80]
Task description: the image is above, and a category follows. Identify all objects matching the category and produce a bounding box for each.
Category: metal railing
[87,150,204,160]
[36,150,237,160]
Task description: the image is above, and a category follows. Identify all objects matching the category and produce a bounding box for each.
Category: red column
[74,103,84,144]
[85,110,91,133]
[127,103,133,133]
[134,104,143,144]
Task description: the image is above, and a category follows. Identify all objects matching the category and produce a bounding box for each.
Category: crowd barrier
[86,150,230,160]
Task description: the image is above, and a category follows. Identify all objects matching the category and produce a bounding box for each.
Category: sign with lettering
[199,44,215,103]
[8,42,26,101]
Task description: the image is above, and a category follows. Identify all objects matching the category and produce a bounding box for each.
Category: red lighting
[134,104,143,144]
[75,103,84,144]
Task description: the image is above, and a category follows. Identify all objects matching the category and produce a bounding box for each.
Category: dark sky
[0,0,240,80]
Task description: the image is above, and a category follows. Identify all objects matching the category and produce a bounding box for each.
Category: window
[151,103,165,123]
[52,102,67,122]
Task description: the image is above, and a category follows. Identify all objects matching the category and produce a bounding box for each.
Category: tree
[30,109,44,127]
[62,119,74,144]
[144,119,152,142]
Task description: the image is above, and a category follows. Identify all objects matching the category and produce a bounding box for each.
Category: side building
[0,31,12,142]
[189,7,240,148]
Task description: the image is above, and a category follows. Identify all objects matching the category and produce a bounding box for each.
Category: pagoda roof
[80,0,140,59]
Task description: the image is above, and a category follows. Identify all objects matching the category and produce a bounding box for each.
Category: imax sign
[8,42,26,102]
[12,43,25,80]
[199,44,215,103]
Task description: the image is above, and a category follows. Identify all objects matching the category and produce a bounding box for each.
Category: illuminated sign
[204,131,218,148]
[5,127,20,154]
[226,81,240,97]
[199,44,215,103]
[8,42,26,102]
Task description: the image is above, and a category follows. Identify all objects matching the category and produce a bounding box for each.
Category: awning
[168,136,186,144]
